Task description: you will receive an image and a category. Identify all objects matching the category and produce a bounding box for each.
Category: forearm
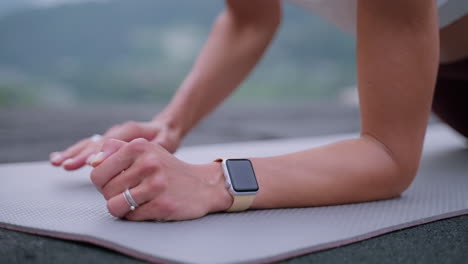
[245,0,439,210]
[249,137,401,208]
[157,1,281,137]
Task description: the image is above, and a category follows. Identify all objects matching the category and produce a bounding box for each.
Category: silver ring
[123,188,139,211]
[90,134,103,142]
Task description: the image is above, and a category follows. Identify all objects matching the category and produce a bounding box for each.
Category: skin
[50,0,460,221]
[50,120,182,170]
[89,139,231,220]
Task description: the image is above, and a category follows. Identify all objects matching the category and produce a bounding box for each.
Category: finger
[49,152,64,166]
[101,159,149,200]
[123,175,172,221]
[90,138,148,189]
[101,124,121,139]
[106,184,152,219]
[125,196,174,222]
[62,142,102,171]
[88,139,126,167]
[50,139,89,166]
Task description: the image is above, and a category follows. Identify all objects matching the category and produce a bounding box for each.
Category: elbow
[369,161,418,201]
[379,151,422,199]
[361,134,421,199]
[387,165,419,197]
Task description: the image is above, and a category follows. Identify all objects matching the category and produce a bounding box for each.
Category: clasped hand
[88,138,232,221]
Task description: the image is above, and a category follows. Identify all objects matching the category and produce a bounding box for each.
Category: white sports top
[288,0,468,34]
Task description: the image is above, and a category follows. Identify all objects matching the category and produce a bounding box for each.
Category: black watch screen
[226,159,259,193]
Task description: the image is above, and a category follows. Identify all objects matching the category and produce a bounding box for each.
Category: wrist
[199,162,233,213]
[152,113,184,140]
[155,81,204,138]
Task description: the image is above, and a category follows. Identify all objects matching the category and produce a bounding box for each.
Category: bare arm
[88,0,442,221]
[238,0,440,209]
[157,0,281,139]
[50,0,280,170]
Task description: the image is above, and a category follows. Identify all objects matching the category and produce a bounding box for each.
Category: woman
[50,0,468,221]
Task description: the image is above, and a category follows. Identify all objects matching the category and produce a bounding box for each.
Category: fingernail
[86,154,96,165]
[50,152,62,163]
[90,134,103,142]
[62,158,74,167]
[89,152,104,167]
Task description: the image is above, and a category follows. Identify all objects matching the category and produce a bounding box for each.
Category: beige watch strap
[214,158,256,212]
[225,193,256,212]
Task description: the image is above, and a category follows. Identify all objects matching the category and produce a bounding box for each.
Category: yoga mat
[0,125,467,264]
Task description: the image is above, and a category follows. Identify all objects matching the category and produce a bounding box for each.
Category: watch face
[226,159,259,192]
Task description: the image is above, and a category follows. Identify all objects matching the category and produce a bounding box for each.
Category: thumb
[87,139,126,167]
[106,122,160,141]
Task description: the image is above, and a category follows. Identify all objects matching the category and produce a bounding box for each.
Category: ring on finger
[123,188,139,211]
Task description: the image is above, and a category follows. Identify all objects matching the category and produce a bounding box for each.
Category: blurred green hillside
[0,0,356,106]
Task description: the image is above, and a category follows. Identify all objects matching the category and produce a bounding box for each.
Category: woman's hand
[89,138,233,221]
[49,119,182,171]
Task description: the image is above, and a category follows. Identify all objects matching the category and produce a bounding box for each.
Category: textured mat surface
[0,125,467,264]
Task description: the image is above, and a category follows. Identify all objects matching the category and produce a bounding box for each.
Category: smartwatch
[214,158,259,212]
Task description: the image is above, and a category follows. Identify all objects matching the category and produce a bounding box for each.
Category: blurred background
[0,4,464,264]
[0,0,360,163]
[0,0,357,106]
